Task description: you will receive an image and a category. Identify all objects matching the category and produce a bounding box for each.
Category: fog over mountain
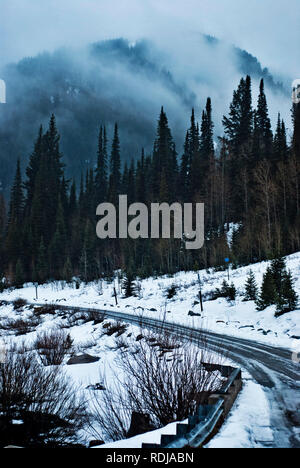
[0,35,292,195]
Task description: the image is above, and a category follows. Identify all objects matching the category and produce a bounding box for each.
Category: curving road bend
[96,307,300,448]
[13,302,300,448]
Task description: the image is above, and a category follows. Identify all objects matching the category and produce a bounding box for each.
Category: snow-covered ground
[206,377,273,448]
[1,251,299,350]
[0,252,299,448]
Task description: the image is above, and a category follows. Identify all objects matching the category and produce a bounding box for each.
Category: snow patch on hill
[1,251,299,350]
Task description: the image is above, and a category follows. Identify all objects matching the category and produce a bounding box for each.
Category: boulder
[67,354,99,365]
[127,412,154,438]
[188,310,201,317]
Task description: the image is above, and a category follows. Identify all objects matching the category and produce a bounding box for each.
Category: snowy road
[84,306,300,448]
[3,300,300,447]
[193,329,300,448]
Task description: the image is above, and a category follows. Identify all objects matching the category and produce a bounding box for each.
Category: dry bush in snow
[0,344,87,447]
[90,327,225,442]
[34,328,73,366]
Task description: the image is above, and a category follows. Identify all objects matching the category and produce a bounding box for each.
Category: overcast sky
[1,0,299,79]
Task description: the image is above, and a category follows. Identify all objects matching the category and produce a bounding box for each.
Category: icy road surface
[13,302,299,448]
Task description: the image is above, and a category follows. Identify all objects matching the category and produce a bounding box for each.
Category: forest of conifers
[1,75,299,286]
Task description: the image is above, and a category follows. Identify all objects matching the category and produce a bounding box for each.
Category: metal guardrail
[168,399,224,448]
[142,364,242,449]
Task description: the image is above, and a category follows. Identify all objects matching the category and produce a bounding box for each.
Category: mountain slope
[0,36,289,195]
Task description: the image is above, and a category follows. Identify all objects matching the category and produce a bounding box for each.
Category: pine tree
[276,270,298,315]
[222,76,253,219]
[30,115,64,251]
[123,269,136,298]
[223,75,253,153]
[244,270,258,301]
[108,123,121,204]
[200,98,214,158]
[95,125,108,205]
[152,107,177,202]
[5,159,24,265]
[273,114,288,164]
[270,257,286,295]
[188,109,202,200]
[199,98,216,227]
[24,125,43,213]
[256,79,273,160]
[256,267,277,310]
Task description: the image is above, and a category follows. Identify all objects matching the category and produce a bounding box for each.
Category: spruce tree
[6,159,24,265]
[152,107,177,202]
[223,75,253,153]
[222,76,253,219]
[24,125,43,213]
[29,115,64,252]
[95,125,108,205]
[270,257,298,315]
[256,79,273,160]
[256,267,277,310]
[270,257,286,296]
[244,270,258,301]
[273,114,288,164]
[123,269,136,298]
[276,270,298,315]
[200,98,214,158]
[189,109,202,200]
[108,123,121,204]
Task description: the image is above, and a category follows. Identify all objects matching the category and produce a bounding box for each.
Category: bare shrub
[102,321,128,337]
[33,304,57,316]
[0,345,88,448]
[61,309,105,329]
[165,284,179,299]
[90,328,225,442]
[34,328,73,366]
[0,316,41,336]
[13,298,28,310]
